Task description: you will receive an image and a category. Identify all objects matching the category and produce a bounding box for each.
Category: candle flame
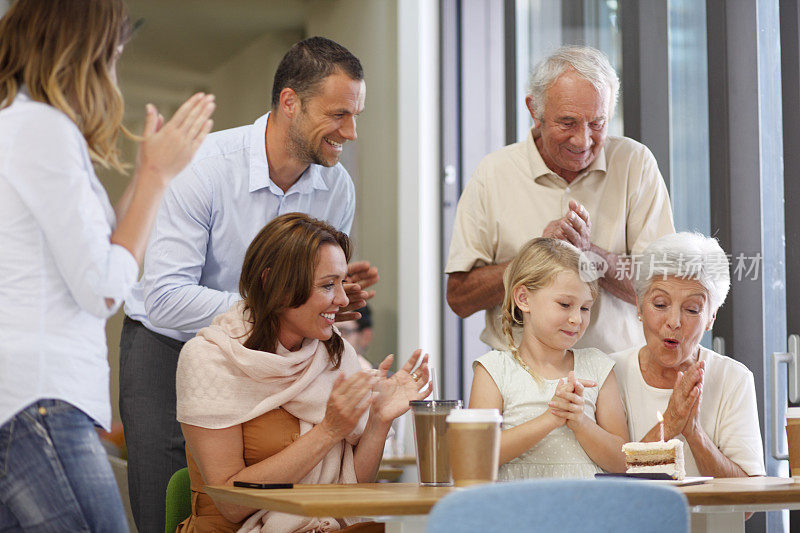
[656,410,664,423]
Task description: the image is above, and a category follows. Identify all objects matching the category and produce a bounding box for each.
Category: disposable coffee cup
[446,409,503,487]
[787,407,800,478]
[410,400,462,486]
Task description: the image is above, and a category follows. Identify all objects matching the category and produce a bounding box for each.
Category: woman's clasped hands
[548,371,598,430]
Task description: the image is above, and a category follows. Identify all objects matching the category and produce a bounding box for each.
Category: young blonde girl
[469,238,628,479]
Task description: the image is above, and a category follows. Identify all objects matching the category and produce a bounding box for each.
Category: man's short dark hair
[355,304,372,330]
[270,36,363,109]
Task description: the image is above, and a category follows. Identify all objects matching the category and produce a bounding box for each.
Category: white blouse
[0,91,138,430]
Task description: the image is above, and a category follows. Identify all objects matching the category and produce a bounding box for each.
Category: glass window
[515,0,623,142]
[667,0,710,235]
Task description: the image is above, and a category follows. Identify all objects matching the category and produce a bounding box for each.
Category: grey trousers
[119,317,186,533]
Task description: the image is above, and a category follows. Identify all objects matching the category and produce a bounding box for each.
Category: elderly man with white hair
[446,45,675,354]
[612,232,765,477]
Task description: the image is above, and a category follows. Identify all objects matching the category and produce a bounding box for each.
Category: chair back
[165,467,192,533]
[426,478,689,533]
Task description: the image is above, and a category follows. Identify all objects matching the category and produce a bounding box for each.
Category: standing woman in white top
[0,1,215,530]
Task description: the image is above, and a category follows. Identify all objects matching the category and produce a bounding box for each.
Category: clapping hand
[548,371,597,430]
[136,92,215,186]
[541,201,592,251]
[371,349,432,424]
[663,360,704,439]
[336,261,380,322]
[319,371,378,441]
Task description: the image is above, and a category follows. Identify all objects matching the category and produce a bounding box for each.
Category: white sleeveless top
[475,348,614,480]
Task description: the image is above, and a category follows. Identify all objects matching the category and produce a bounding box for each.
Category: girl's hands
[663,361,704,439]
[136,92,216,186]
[319,371,377,441]
[371,349,432,424]
[548,371,597,430]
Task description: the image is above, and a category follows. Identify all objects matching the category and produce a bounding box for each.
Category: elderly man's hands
[542,201,592,251]
[663,360,705,439]
[336,261,380,322]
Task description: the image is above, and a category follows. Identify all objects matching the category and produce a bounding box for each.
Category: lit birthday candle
[656,410,664,442]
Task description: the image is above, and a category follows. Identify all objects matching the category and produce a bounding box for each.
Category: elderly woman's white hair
[527,45,620,121]
[633,232,731,313]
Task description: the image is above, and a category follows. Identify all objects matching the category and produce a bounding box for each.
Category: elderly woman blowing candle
[176,213,430,533]
[612,232,765,478]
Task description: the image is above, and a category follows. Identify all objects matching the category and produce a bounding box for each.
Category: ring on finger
[411,371,420,382]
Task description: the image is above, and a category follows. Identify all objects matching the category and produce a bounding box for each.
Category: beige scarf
[176,303,367,532]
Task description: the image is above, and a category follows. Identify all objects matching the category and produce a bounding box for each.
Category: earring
[637,314,642,321]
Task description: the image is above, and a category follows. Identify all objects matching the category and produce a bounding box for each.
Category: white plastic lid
[446,408,502,423]
[786,407,800,419]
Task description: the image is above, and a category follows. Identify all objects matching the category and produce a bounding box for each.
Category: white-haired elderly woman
[612,232,766,477]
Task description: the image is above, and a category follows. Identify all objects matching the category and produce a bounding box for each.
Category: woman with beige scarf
[175,213,430,533]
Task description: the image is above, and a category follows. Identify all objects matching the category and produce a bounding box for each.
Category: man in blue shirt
[119,37,377,532]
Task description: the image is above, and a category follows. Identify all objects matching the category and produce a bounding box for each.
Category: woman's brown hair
[0,0,132,172]
[501,237,600,381]
[240,213,352,367]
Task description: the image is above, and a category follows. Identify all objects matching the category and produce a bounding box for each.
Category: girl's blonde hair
[0,0,133,173]
[501,238,600,379]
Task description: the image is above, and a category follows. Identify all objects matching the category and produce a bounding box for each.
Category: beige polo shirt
[445,130,675,354]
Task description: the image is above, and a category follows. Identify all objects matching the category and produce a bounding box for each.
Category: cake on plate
[622,439,685,480]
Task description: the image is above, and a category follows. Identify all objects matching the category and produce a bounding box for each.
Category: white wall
[208,30,303,130]
[101,27,301,424]
[306,0,400,366]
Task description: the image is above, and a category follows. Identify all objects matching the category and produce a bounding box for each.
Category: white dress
[475,348,614,480]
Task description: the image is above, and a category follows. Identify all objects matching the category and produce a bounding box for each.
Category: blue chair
[426,479,689,533]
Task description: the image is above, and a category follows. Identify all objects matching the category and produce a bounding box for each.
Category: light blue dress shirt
[124,112,355,342]
[0,92,139,430]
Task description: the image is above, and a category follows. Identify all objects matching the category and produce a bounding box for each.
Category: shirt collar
[248,111,330,195]
[527,128,607,187]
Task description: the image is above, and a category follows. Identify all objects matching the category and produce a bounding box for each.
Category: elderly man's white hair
[527,45,620,121]
[633,232,731,313]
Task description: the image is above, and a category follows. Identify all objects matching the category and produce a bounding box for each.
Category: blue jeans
[0,400,128,532]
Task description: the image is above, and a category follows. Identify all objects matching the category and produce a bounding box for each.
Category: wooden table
[377,456,416,482]
[205,477,800,533]
[380,456,416,467]
[680,477,800,532]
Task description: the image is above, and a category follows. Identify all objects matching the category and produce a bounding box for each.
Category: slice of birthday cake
[622,439,685,480]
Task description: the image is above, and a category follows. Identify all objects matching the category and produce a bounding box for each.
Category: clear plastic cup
[409,400,462,486]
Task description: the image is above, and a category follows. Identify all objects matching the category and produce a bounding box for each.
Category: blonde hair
[501,238,600,381]
[0,0,133,173]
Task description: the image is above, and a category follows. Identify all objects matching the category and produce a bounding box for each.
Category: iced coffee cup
[787,407,800,478]
[446,408,502,487]
[410,400,462,486]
